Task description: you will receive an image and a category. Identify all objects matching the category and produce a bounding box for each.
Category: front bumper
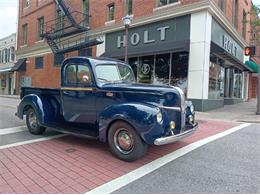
[154,123,198,145]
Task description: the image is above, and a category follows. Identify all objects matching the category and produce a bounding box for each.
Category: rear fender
[17,94,54,125]
[98,103,164,144]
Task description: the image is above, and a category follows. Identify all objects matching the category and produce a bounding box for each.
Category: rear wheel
[26,108,46,135]
[108,121,147,162]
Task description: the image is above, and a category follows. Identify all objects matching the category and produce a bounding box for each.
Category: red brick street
[0,120,238,194]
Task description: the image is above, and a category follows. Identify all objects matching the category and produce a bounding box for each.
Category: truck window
[66,65,77,84]
[65,64,92,86]
[77,65,92,85]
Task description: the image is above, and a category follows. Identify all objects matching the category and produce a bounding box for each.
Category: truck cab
[17,57,198,162]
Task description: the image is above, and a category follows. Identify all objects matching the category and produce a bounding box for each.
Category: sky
[0,0,18,39]
[0,0,260,40]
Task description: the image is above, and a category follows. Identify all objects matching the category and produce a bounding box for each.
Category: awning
[0,68,11,73]
[101,40,190,58]
[211,42,253,72]
[245,60,259,73]
[11,58,27,71]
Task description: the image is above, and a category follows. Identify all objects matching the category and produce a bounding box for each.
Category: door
[61,63,97,125]
[8,76,12,95]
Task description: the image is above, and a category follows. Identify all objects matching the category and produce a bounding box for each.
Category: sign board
[105,15,190,57]
[211,19,244,62]
[20,76,32,87]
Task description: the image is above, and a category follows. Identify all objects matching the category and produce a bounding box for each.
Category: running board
[44,122,99,139]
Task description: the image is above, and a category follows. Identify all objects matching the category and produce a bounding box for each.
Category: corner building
[16,0,254,111]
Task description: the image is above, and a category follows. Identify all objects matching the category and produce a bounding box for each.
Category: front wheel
[108,121,147,162]
[26,108,46,135]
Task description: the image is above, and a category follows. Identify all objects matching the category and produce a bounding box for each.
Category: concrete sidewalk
[0,95,19,99]
[196,99,260,123]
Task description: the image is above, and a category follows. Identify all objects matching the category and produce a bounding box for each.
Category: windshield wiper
[98,78,111,82]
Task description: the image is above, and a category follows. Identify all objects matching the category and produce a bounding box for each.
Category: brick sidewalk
[0,120,239,194]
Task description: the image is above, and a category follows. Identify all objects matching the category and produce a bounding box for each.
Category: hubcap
[28,111,37,129]
[114,128,134,154]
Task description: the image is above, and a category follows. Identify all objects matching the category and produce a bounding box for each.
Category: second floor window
[56,10,65,32]
[158,0,178,7]
[37,17,44,40]
[107,4,115,21]
[35,56,44,69]
[242,10,247,39]
[10,47,15,62]
[127,0,133,15]
[83,0,89,27]
[22,24,28,45]
[218,0,225,12]
[24,0,30,8]
[232,0,239,29]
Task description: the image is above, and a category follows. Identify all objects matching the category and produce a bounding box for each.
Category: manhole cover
[65,148,76,153]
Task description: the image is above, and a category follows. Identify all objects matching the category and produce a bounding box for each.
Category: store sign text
[117,26,170,48]
[222,35,237,57]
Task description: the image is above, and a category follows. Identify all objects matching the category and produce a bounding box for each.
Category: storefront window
[124,52,189,94]
[233,69,243,98]
[154,54,170,85]
[138,55,154,84]
[208,62,225,99]
[170,53,189,95]
[128,57,138,79]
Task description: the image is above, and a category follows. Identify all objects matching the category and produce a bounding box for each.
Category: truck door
[61,63,97,125]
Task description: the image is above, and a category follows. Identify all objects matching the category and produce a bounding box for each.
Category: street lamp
[122,15,131,63]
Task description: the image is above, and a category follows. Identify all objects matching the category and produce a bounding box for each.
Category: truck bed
[21,87,61,99]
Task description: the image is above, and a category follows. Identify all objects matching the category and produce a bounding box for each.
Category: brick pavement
[0,120,239,194]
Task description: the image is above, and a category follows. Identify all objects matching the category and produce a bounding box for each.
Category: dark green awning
[245,60,259,73]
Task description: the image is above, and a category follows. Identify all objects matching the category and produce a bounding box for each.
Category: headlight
[190,104,194,113]
[156,111,163,124]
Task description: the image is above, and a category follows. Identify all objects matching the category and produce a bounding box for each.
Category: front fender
[99,103,165,144]
[17,94,54,125]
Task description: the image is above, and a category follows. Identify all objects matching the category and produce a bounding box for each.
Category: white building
[0,33,16,95]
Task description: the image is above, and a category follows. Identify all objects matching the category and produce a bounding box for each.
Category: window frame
[107,3,115,21]
[82,0,90,27]
[127,0,133,15]
[24,0,30,8]
[218,0,225,13]
[22,23,28,46]
[37,16,45,41]
[35,56,44,69]
[158,0,179,7]
[63,63,95,87]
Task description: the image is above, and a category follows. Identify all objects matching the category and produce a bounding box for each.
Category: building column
[95,35,106,57]
[187,11,212,100]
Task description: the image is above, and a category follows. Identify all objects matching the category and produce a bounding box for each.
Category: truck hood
[100,82,182,107]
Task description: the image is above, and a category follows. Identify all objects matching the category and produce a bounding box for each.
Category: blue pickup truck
[16,57,197,162]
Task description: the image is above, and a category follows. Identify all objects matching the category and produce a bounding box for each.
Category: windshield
[96,64,136,83]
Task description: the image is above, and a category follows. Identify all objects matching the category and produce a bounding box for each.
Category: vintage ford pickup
[16,57,198,162]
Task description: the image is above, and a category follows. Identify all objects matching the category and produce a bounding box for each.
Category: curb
[0,95,19,99]
[237,120,260,123]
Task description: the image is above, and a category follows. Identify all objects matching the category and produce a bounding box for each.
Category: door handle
[62,90,75,96]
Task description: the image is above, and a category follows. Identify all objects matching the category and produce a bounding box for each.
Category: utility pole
[123,0,131,64]
[257,72,260,114]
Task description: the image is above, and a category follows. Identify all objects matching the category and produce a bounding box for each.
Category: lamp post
[122,15,131,63]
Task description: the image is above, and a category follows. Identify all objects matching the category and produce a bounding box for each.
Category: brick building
[0,33,16,95]
[16,0,257,111]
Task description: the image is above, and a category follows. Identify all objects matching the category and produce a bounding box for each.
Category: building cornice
[16,43,51,59]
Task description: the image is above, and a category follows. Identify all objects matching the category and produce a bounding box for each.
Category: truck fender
[98,103,164,144]
[17,94,54,125]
